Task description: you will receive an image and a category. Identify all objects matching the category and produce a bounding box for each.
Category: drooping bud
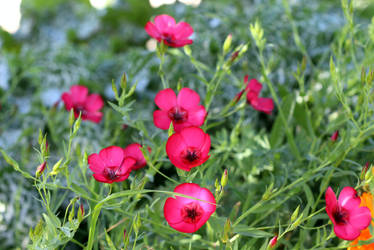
[269,235,278,248]
[330,130,339,142]
[36,162,47,177]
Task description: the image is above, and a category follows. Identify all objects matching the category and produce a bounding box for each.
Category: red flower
[153,88,206,132]
[145,14,193,48]
[88,146,136,183]
[61,85,104,123]
[166,127,210,171]
[123,143,150,170]
[331,130,339,142]
[243,76,274,114]
[164,183,216,233]
[325,186,371,240]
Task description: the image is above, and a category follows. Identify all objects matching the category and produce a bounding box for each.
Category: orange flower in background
[348,192,374,250]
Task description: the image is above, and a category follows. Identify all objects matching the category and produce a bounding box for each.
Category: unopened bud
[233,90,245,104]
[221,169,228,187]
[330,130,339,142]
[230,51,239,62]
[269,235,277,248]
[291,205,300,222]
[223,34,232,55]
[36,162,47,177]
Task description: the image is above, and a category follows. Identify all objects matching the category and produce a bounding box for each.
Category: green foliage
[1,0,374,249]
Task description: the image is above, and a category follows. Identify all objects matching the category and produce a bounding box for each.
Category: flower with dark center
[88,146,136,183]
[325,186,371,240]
[166,127,210,171]
[145,14,193,48]
[164,183,216,233]
[61,85,104,123]
[181,202,203,223]
[153,88,206,132]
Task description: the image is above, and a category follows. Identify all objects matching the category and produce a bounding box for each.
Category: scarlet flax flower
[348,191,374,249]
[164,183,216,233]
[88,146,136,183]
[166,127,210,171]
[153,88,207,132]
[145,14,193,48]
[123,143,150,170]
[243,76,274,114]
[61,85,104,123]
[325,186,371,240]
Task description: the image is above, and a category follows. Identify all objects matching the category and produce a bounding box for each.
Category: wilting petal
[247,79,262,94]
[339,187,361,210]
[155,88,177,110]
[153,110,172,130]
[177,88,201,110]
[251,98,274,114]
[334,223,361,241]
[348,206,371,230]
[154,14,176,30]
[85,94,104,112]
[98,146,125,167]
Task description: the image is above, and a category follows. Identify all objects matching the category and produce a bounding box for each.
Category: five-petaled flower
[164,183,216,233]
[123,143,150,170]
[243,76,274,114]
[153,88,207,132]
[61,85,104,123]
[166,127,210,171]
[145,14,194,48]
[325,186,371,241]
[88,146,136,183]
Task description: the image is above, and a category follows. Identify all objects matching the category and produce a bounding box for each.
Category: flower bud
[230,51,239,63]
[223,34,232,55]
[36,162,47,177]
[290,205,300,222]
[269,235,277,248]
[233,90,245,104]
[330,130,339,142]
[221,169,228,187]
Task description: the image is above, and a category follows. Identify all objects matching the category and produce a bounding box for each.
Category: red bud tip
[233,90,245,103]
[122,124,128,130]
[330,130,339,142]
[123,229,127,239]
[269,235,278,247]
[363,162,370,174]
[230,51,239,62]
[36,162,47,175]
[80,204,84,216]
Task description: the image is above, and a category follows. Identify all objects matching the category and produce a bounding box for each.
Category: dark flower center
[74,105,87,117]
[168,107,188,123]
[181,147,201,164]
[333,207,349,225]
[103,167,119,180]
[161,33,175,44]
[181,202,204,224]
